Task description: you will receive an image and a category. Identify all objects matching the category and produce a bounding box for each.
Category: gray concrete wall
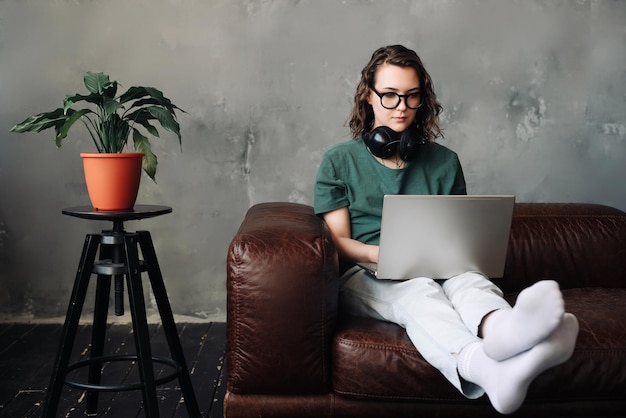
[1,0,625,322]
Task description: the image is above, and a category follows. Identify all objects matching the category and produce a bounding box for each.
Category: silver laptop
[359,195,515,280]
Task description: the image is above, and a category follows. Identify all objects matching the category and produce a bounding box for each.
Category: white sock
[482,280,565,361]
[458,313,578,415]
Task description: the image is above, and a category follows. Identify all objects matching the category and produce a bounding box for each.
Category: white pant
[340,267,511,398]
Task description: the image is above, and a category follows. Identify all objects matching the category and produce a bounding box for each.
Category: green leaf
[102,80,118,99]
[99,113,130,152]
[127,109,160,137]
[10,108,67,133]
[119,86,148,101]
[130,98,163,108]
[84,72,112,95]
[63,93,103,113]
[133,128,157,181]
[121,86,185,115]
[54,108,93,147]
[144,86,185,113]
[147,106,181,146]
[102,96,123,118]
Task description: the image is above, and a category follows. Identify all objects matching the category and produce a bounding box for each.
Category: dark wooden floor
[0,321,226,418]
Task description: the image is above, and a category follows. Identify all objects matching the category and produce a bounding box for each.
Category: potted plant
[10,71,184,210]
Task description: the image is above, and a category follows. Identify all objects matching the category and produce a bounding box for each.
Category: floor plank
[0,322,226,418]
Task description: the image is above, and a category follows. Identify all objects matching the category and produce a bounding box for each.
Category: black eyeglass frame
[370,86,423,110]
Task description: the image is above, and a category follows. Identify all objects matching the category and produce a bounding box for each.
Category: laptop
[358,195,515,280]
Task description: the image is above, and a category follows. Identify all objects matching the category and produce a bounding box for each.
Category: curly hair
[348,45,443,142]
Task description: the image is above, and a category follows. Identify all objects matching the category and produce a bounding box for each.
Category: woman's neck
[375,153,406,169]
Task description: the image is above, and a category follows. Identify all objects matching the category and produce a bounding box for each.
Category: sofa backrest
[499,203,626,293]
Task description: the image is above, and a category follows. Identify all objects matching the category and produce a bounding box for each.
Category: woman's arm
[322,206,379,264]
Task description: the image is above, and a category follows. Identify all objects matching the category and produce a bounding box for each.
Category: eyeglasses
[371,86,422,110]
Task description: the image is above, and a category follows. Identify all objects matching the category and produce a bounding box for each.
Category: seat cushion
[332,287,626,402]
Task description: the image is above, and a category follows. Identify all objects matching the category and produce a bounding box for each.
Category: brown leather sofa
[225,202,626,417]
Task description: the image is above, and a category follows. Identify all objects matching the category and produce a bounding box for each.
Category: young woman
[313,45,578,414]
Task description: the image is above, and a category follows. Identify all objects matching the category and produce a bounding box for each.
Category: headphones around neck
[362,123,427,161]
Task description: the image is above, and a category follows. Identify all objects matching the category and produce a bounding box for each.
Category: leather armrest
[227,202,339,394]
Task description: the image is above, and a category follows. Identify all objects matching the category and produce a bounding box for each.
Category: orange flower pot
[80,152,143,210]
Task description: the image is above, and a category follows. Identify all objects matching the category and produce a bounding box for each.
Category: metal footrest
[92,259,148,275]
[64,355,181,392]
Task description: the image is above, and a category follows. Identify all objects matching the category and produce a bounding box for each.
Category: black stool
[42,205,200,418]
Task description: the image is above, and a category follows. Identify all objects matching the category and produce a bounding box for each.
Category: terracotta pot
[80,152,143,210]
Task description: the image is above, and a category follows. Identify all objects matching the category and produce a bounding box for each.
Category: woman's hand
[322,207,379,264]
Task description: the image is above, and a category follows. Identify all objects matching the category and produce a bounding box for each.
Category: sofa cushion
[332,315,466,402]
[332,287,626,402]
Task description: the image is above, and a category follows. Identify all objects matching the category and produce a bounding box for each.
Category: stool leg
[42,234,100,418]
[124,234,160,417]
[86,241,113,415]
[139,231,201,418]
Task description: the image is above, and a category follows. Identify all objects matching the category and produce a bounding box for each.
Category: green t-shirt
[314,137,466,245]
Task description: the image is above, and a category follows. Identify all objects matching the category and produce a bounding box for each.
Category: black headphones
[362,122,427,161]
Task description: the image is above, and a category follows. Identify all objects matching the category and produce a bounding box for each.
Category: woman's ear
[365,89,373,106]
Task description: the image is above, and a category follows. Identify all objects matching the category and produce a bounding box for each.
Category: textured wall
[1,0,625,321]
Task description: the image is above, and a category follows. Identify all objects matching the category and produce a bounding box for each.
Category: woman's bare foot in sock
[482,280,565,360]
[459,313,579,414]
